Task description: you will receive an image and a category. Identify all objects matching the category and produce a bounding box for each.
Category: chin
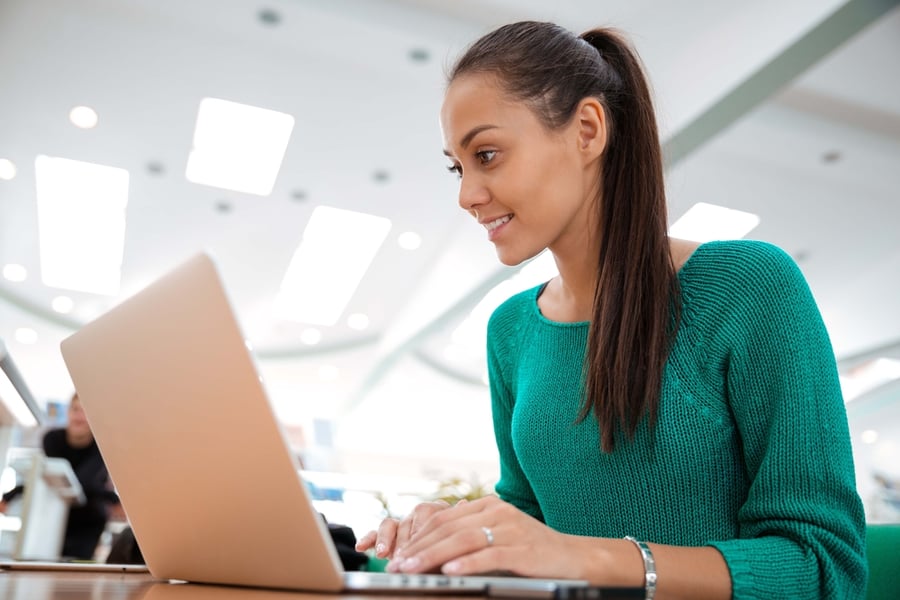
[494,247,539,268]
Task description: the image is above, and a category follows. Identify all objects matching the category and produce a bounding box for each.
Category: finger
[355,530,377,552]
[398,513,416,542]
[374,518,400,558]
[396,521,496,574]
[393,512,492,573]
[442,546,507,576]
[395,498,510,572]
[404,499,480,550]
[394,501,452,556]
[407,500,451,539]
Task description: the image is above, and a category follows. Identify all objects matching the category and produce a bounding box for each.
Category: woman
[356,21,866,599]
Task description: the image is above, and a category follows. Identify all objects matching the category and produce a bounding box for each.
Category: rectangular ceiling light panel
[185,98,295,196]
[276,206,392,326]
[35,155,129,296]
[669,202,760,243]
[841,358,900,403]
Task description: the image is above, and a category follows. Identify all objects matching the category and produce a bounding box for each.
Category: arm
[486,311,543,521]
[389,495,732,599]
[702,243,866,599]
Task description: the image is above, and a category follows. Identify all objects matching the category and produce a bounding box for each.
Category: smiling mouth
[485,215,512,232]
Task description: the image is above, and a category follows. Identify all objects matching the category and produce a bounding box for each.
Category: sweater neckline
[530,241,716,326]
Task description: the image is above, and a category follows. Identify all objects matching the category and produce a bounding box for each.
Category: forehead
[440,74,533,144]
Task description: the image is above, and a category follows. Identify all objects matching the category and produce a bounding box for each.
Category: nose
[457,173,489,215]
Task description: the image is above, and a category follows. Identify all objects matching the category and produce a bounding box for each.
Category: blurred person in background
[1,393,125,560]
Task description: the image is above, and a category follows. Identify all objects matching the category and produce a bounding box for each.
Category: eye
[476,150,497,165]
[446,163,462,179]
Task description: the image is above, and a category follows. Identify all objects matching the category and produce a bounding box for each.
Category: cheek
[528,154,585,217]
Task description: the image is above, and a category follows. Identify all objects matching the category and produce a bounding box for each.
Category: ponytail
[578,29,680,451]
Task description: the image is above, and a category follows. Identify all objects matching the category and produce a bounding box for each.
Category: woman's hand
[355,500,453,559]
[385,495,590,579]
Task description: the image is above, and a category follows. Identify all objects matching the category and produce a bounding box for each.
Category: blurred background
[1,0,899,540]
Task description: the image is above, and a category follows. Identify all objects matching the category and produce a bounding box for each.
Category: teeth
[485,215,512,231]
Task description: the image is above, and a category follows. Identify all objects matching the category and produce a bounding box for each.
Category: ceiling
[1,0,899,480]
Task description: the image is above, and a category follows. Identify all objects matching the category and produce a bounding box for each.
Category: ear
[574,97,607,163]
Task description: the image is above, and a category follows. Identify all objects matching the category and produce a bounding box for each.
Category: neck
[546,226,600,321]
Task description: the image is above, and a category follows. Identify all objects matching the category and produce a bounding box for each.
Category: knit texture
[487,240,867,600]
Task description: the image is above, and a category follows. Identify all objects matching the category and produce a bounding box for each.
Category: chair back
[865,523,900,600]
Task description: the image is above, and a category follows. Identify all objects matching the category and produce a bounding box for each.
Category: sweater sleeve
[703,243,867,600]
[488,294,544,521]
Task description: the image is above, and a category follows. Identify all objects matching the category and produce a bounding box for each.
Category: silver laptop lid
[60,253,345,591]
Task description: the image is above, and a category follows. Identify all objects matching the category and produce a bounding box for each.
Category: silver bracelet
[624,536,657,600]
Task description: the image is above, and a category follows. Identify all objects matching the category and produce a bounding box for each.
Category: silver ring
[481,526,494,547]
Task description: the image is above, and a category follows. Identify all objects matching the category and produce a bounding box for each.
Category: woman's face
[440,73,599,266]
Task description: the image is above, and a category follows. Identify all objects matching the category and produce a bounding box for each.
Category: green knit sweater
[486,240,867,599]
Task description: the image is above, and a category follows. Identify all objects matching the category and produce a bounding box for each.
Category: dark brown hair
[450,22,680,452]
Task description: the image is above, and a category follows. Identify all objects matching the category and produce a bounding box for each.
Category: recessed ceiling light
[291,189,308,202]
[69,105,99,129]
[397,231,422,250]
[300,328,322,345]
[15,328,38,345]
[0,158,16,180]
[669,202,760,243]
[146,161,166,176]
[185,97,295,196]
[275,206,392,326]
[258,8,282,26]
[215,200,233,214]
[861,430,879,444]
[35,155,130,295]
[822,150,842,164]
[51,295,74,314]
[346,313,370,331]
[372,169,390,183]
[2,264,27,282]
[408,48,430,63]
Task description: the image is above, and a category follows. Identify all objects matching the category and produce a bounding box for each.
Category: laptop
[59,253,634,597]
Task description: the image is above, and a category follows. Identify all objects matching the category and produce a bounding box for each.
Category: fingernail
[386,559,400,573]
[375,543,386,556]
[442,560,461,574]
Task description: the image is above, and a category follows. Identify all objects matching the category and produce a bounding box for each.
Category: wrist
[571,536,647,589]
[624,536,657,600]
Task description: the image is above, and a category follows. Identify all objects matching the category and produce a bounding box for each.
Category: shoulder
[42,428,70,456]
[486,283,543,361]
[681,239,805,293]
[678,240,825,340]
[487,283,542,333]
[42,427,67,446]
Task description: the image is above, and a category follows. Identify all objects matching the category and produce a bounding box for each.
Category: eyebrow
[442,124,499,156]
